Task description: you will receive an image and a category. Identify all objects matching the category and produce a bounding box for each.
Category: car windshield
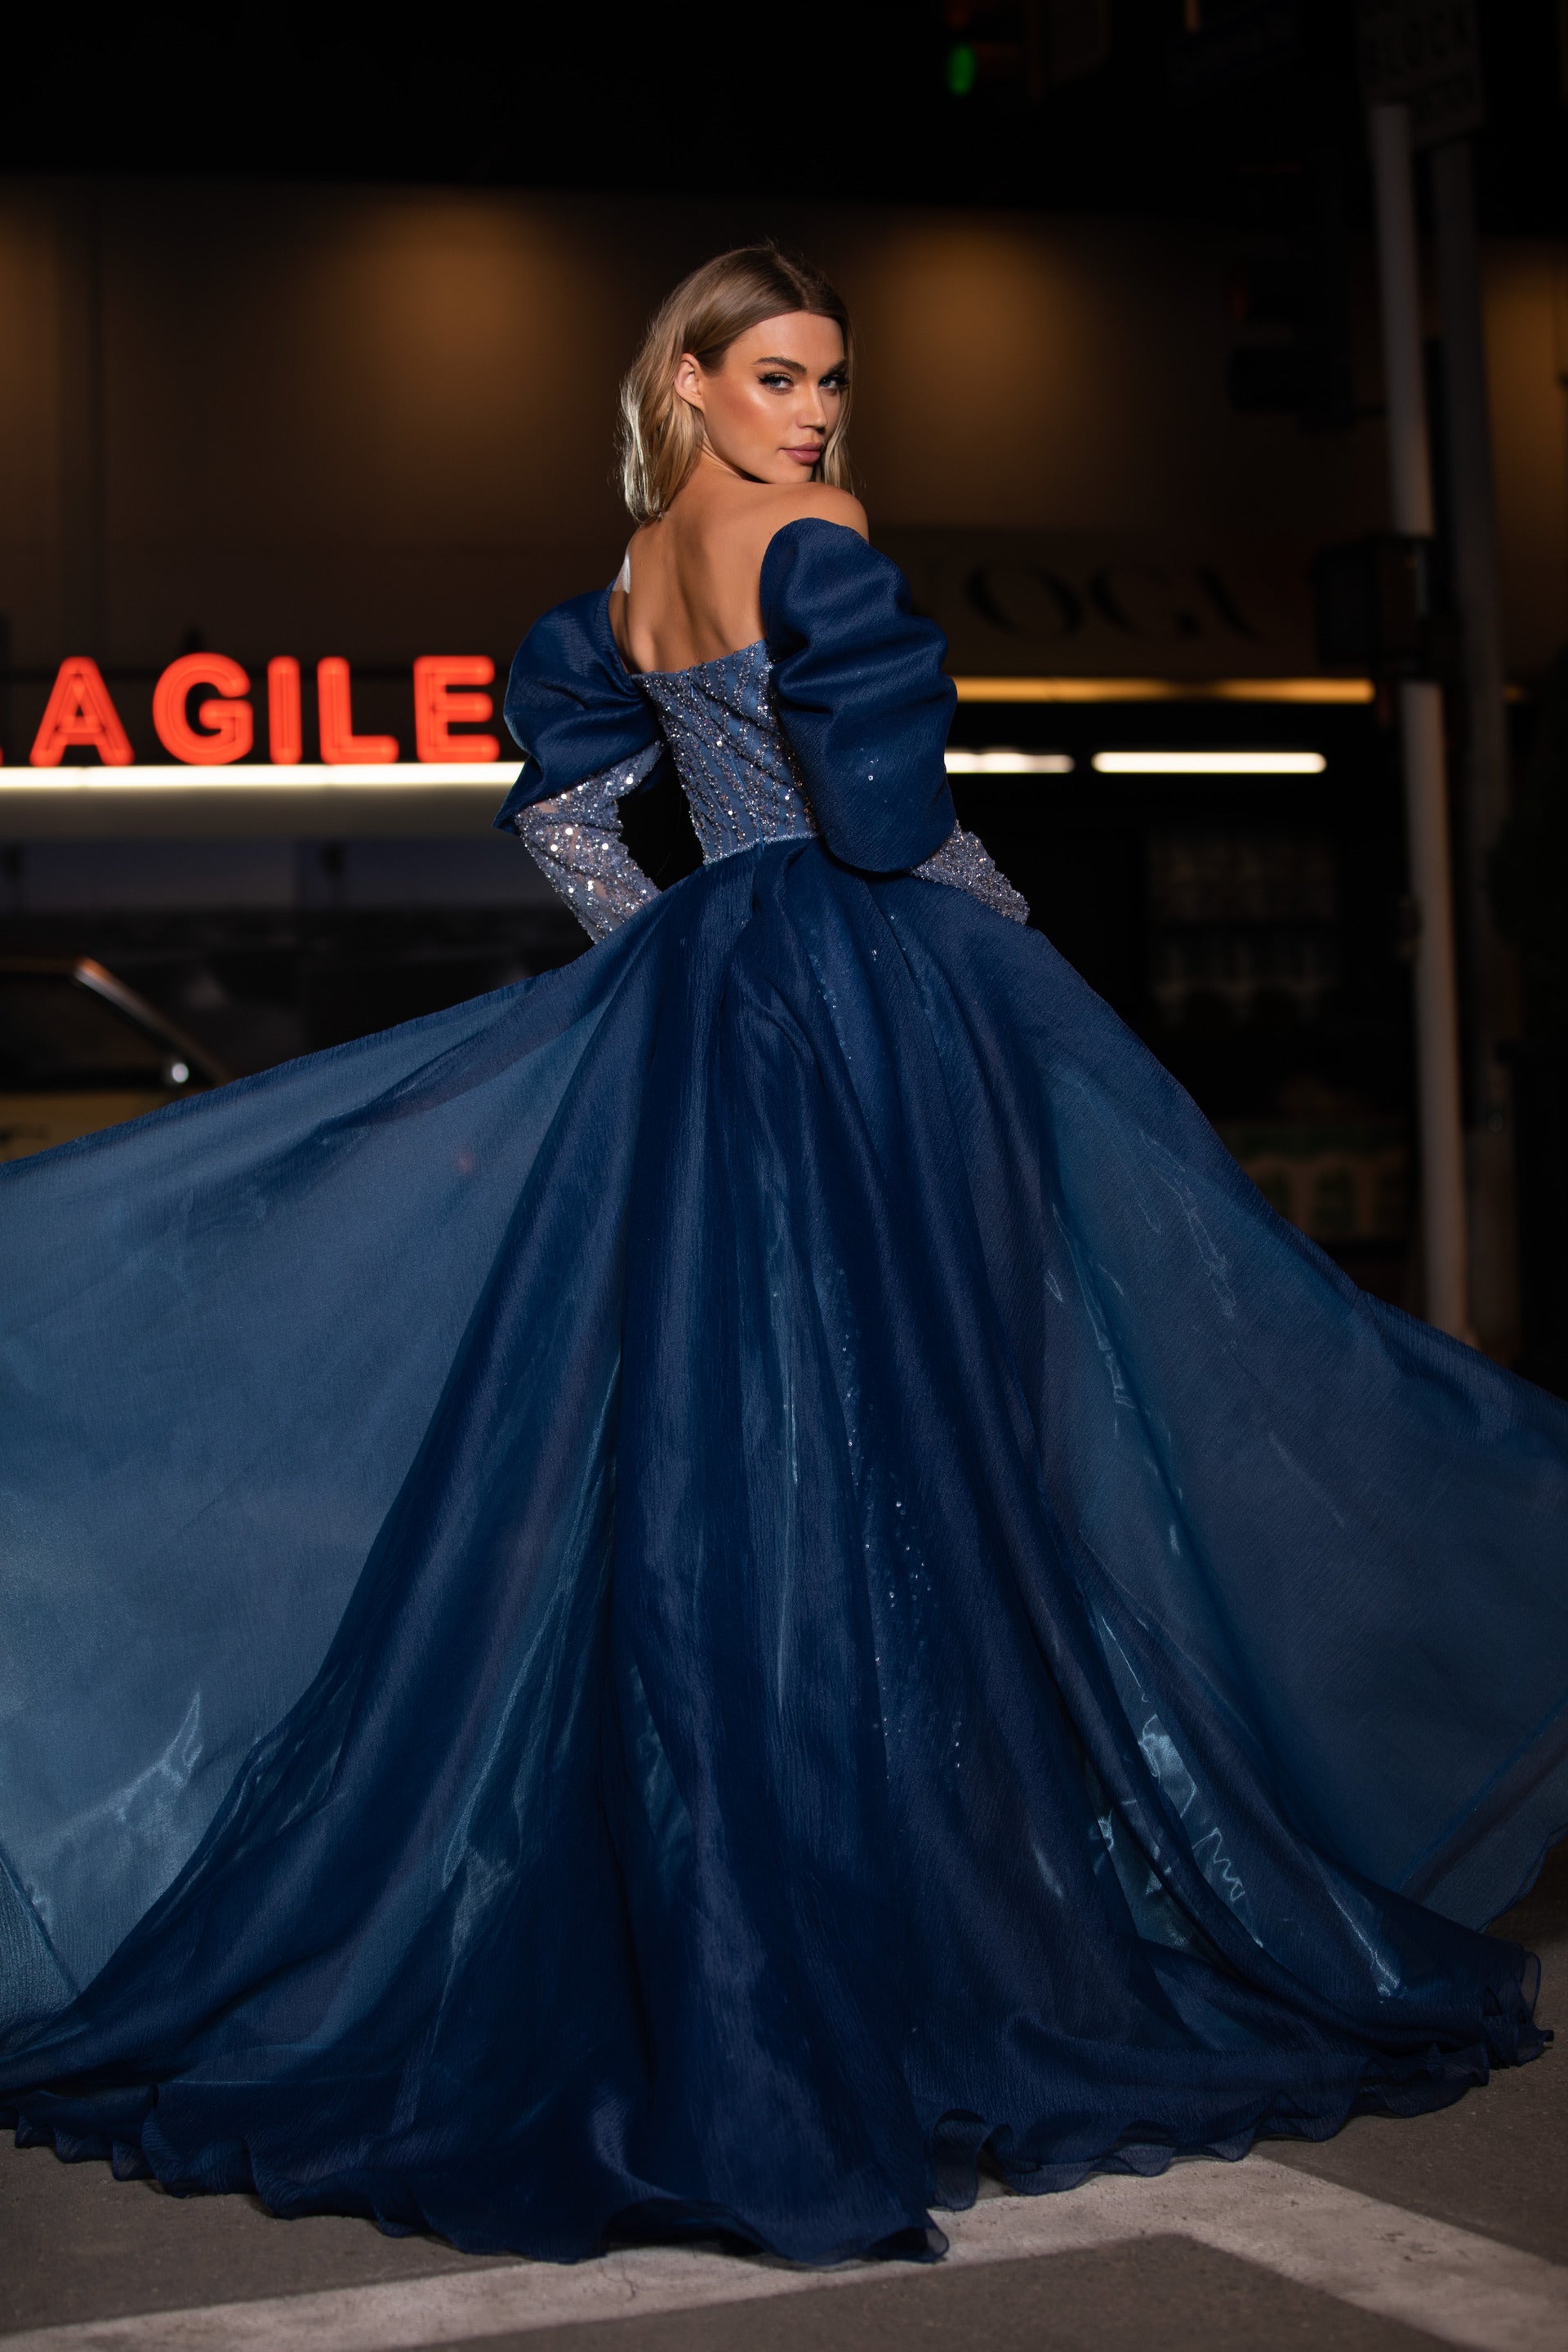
[0,974,175,1089]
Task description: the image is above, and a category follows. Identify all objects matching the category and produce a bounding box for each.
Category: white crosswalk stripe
[2,2156,1563,2352]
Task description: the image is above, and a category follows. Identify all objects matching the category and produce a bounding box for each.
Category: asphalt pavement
[2,1846,1564,2351]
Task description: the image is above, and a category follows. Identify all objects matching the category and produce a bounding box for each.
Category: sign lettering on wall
[878,528,1316,681]
[11,657,502,768]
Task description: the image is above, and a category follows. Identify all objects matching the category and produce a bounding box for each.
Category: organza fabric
[1,526,1565,2265]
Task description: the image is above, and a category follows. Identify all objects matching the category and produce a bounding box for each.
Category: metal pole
[1369,101,1470,1339]
[1430,135,1520,1356]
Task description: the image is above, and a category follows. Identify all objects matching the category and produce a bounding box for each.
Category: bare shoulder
[635,481,871,666]
[759,483,869,542]
[624,518,666,575]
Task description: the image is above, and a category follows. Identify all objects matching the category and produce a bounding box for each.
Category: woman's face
[675,312,848,486]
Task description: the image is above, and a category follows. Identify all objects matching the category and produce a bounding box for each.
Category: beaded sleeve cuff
[511,746,663,943]
[915,825,1031,925]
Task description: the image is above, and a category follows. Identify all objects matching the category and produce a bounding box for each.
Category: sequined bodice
[507,612,1030,945]
[635,642,818,864]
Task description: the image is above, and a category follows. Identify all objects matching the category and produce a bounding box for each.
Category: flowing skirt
[1,840,1564,2263]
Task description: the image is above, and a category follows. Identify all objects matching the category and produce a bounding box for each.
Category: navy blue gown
[2,520,1566,2265]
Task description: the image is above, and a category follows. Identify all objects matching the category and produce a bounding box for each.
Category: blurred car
[0,958,229,1162]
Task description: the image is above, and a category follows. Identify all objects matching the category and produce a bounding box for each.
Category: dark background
[4,6,1562,231]
[4,0,1566,1365]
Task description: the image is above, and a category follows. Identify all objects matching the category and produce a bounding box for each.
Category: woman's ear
[674,353,706,415]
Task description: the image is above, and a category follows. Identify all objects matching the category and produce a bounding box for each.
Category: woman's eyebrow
[754,355,807,374]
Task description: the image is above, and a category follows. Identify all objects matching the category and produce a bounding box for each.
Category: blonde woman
[2,247,1565,2268]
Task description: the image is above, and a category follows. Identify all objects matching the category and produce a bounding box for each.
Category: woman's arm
[914,823,1030,924]
[761,519,1030,921]
[509,748,662,943]
[495,587,666,940]
[761,519,957,873]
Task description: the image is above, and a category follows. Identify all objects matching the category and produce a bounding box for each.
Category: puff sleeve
[760,520,959,875]
[493,589,665,942]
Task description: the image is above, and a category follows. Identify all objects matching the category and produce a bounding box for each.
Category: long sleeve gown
[1,519,1565,2264]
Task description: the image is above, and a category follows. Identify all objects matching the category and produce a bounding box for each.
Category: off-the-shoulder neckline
[631,637,768,686]
[608,514,867,685]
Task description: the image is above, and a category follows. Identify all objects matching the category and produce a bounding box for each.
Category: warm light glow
[0,764,511,789]
[413,656,499,763]
[269,657,304,764]
[29,658,135,766]
[1091,750,1328,774]
[944,750,1073,773]
[152,653,253,764]
[317,657,399,764]
[952,677,1374,705]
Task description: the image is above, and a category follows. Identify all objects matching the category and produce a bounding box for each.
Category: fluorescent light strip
[5,751,1325,791]
[953,678,1373,706]
[1092,750,1326,775]
[945,749,1073,773]
[1,764,513,788]
[16,756,1083,786]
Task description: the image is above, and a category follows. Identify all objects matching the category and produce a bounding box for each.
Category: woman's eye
[758,373,792,390]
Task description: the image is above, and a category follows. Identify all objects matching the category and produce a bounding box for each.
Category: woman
[1,247,1564,2267]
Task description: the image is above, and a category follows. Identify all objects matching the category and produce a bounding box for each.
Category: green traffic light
[946,42,978,97]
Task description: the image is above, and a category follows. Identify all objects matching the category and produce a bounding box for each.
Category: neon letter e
[413,657,499,762]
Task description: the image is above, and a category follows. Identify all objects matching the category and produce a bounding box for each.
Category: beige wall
[1485,240,1568,669]
[0,177,1564,693]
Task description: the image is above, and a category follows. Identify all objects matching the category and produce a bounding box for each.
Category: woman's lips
[783,445,823,464]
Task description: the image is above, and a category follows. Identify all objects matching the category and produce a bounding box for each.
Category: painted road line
[1066,2162,1566,2352]
[2,2156,1562,2352]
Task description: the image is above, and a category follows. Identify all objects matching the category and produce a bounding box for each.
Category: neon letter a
[31,658,134,765]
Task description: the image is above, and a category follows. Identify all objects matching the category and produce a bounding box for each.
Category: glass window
[0,975,172,1089]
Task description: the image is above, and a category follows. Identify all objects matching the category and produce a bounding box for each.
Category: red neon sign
[29,658,135,766]
[317,657,399,764]
[152,654,254,764]
[19,657,505,766]
[268,657,304,764]
[413,657,500,763]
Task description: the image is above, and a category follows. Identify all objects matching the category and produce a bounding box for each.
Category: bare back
[610,469,867,678]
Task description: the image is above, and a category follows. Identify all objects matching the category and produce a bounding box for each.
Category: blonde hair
[617,247,853,524]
